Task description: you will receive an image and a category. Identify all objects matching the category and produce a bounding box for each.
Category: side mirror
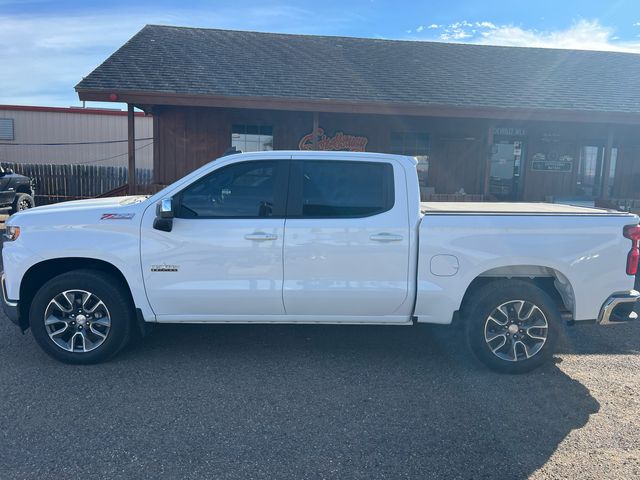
[153,197,175,232]
[157,198,174,218]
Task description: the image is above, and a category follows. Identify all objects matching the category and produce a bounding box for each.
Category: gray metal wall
[0,107,153,169]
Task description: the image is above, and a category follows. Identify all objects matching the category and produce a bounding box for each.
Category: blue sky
[1,0,640,107]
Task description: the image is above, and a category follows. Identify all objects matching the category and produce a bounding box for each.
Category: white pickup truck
[2,151,639,372]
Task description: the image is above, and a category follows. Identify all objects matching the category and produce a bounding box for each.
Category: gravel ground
[0,311,639,479]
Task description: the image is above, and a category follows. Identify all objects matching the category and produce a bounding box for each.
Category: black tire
[464,279,560,374]
[10,193,35,214]
[29,270,133,364]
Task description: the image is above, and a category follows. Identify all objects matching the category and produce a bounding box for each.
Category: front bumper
[1,272,19,326]
[598,290,639,325]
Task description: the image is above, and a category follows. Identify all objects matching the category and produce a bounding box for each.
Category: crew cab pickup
[2,151,639,372]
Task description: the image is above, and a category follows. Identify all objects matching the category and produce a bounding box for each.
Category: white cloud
[415,19,640,54]
[428,24,440,29]
[416,25,424,32]
[476,21,496,29]
[476,19,640,53]
[0,6,364,107]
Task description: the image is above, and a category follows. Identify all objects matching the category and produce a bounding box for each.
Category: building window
[576,145,618,198]
[0,118,14,141]
[390,132,430,187]
[231,125,273,152]
[390,132,429,156]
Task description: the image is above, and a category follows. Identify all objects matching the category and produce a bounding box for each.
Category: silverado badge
[150,264,179,273]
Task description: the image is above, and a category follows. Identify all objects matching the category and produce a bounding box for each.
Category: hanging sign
[531,152,573,172]
[298,128,368,152]
[493,127,526,137]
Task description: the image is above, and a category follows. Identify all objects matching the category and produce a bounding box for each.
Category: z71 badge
[150,264,179,273]
[101,213,136,220]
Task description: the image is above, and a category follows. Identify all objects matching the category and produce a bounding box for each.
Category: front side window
[294,160,394,218]
[178,161,283,218]
[231,125,273,152]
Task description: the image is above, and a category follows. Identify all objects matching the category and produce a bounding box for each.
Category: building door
[489,140,525,201]
[576,145,618,199]
[140,159,289,322]
[282,156,412,322]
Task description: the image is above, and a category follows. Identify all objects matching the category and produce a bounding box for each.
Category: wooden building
[76,25,640,204]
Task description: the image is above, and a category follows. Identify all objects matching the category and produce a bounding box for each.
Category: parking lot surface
[1,306,639,479]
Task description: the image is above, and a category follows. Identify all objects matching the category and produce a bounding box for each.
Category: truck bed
[421,202,631,216]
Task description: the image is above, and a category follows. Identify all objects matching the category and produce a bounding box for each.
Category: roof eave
[76,88,640,125]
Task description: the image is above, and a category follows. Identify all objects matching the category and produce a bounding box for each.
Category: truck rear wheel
[29,270,133,364]
[464,280,560,374]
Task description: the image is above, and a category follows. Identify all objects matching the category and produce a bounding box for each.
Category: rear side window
[295,160,394,218]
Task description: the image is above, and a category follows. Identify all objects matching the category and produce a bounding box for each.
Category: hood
[7,196,150,226]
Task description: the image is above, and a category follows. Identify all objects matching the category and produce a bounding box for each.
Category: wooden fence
[1,163,152,205]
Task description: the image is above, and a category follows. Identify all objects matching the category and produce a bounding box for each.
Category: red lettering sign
[298,128,368,152]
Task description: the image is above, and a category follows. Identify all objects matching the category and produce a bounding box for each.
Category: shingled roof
[76,25,640,115]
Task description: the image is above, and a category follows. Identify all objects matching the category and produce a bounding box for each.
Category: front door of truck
[282,157,411,321]
[140,159,289,321]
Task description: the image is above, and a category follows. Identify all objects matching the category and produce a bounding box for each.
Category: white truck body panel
[414,213,634,323]
[2,151,637,329]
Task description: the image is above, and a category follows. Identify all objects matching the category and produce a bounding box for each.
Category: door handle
[370,233,404,242]
[245,232,278,241]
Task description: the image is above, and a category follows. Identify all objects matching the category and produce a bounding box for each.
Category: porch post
[312,112,319,150]
[601,127,614,199]
[483,125,494,198]
[127,104,136,194]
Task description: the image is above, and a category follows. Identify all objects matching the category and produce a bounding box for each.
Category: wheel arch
[18,257,136,330]
[15,184,32,194]
[459,265,575,321]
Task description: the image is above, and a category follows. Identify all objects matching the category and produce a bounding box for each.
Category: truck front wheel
[29,270,133,364]
[11,193,35,213]
[464,280,560,374]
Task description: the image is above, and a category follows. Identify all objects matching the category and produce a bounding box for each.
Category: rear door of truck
[282,155,412,321]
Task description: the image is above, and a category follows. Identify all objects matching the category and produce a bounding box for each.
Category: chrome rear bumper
[598,290,639,325]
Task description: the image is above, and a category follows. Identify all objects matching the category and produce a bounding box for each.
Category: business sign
[530,152,573,172]
[493,127,526,137]
[298,128,368,152]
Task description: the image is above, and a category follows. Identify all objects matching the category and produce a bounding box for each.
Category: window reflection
[231,125,273,152]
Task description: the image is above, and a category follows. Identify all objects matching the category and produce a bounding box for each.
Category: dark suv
[0,166,35,213]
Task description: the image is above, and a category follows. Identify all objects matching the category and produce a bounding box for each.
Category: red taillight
[624,225,640,241]
[627,248,640,275]
[624,224,640,275]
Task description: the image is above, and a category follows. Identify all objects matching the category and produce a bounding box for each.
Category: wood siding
[152,105,640,201]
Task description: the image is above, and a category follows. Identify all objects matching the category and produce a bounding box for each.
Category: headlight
[4,225,20,241]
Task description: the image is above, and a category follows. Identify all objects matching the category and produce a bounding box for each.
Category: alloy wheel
[44,290,111,353]
[483,300,548,362]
